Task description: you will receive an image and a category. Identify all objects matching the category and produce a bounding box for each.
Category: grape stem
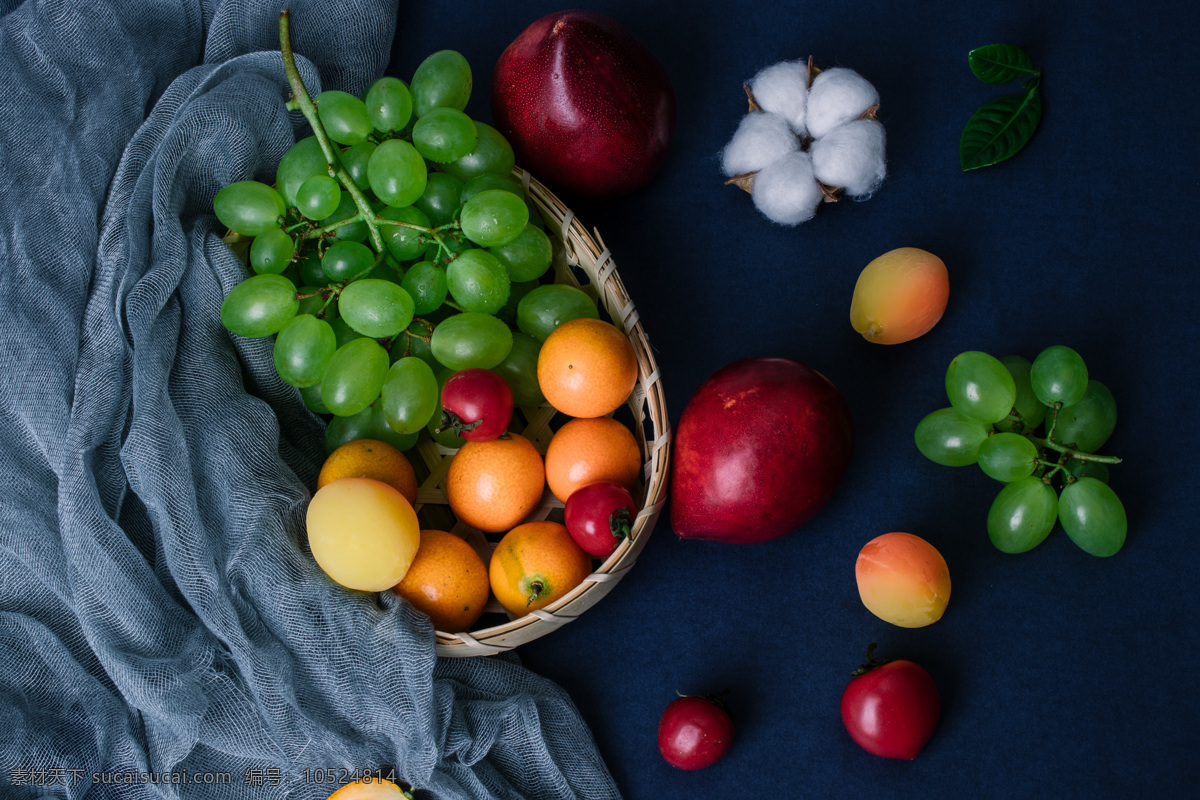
[278,10,386,256]
[1029,437,1122,464]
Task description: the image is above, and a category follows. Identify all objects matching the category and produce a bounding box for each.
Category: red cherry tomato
[439,368,514,442]
[657,693,734,770]
[840,643,941,759]
[564,481,638,557]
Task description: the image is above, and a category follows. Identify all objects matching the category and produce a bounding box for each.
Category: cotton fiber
[720,57,886,227]
[805,67,880,139]
[721,111,799,176]
[752,151,825,226]
[748,59,810,133]
[811,118,887,198]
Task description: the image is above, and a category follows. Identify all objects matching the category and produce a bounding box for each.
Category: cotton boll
[806,68,880,139]
[748,59,809,133]
[751,151,824,226]
[811,118,887,198]
[721,112,798,177]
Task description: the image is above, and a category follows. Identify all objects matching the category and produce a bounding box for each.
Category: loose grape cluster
[213,42,602,455]
[915,346,1126,557]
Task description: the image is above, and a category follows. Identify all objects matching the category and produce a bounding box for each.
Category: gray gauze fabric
[0,1,619,797]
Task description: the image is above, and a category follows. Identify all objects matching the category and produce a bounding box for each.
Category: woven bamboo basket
[416,169,671,656]
[223,170,670,656]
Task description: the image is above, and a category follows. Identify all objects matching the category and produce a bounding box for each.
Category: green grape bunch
[210,12,593,456]
[915,346,1126,557]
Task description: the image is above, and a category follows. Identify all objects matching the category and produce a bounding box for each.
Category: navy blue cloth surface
[386,0,1198,798]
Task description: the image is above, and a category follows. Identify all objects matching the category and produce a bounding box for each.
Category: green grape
[410,49,472,116]
[494,332,545,407]
[324,405,374,453]
[946,351,1017,424]
[372,262,406,286]
[440,122,515,182]
[381,356,440,434]
[340,142,377,191]
[1059,477,1126,556]
[315,90,372,146]
[364,76,413,132]
[276,136,328,209]
[368,139,428,208]
[296,175,341,221]
[338,279,415,338]
[300,382,329,415]
[460,174,523,205]
[279,266,301,288]
[998,355,1046,432]
[321,240,375,282]
[446,249,510,314]
[321,192,369,243]
[460,189,529,247]
[1031,345,1088,407]
[1064,457,1110,484]
[489,224,552,282]
[412,107,477,163]
[273,314,337,388]
[497,279,539,326]
[296,251,326,286]
[329,315,366,348]
[368,402,420,451]
[976,431,1038,482]
[914,407,991,466]
[214,181,285,236]
[1051,380,1116,453]
[401,261,448,314]
[249,227,295,275]
[390,319,437,368]
[320,338,390,416]
[987,476,1058,554]
[413,172,464,226]
[425,229,474,266]
[379,205,431,261]
[516,283,599,341]
[220,273,299,338]
[296,287,337,320]
[430,312,513,370]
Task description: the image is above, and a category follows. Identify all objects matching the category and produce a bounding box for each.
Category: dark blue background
[391,1,1197,797]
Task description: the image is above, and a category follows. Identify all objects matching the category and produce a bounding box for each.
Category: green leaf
[969,44,1038,84]
[959,86,1043,171]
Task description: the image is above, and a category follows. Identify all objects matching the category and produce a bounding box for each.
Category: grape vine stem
[278,10,386,257]
[1030,437,1122,465]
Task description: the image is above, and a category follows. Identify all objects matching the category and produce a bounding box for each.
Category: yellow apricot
[855,532,951,628]
[849,247,949,344]
[306,477,420,592]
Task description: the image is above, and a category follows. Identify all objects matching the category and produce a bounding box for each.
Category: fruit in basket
[446,433,545,532]
[855,533,951,628]
[538,318,638,418]
[324,778,412,800]
[438,368,514,442]
[841,644,940,760]
[670,357,854,543]
[565,481,638,557]
[491,9,676,198]
[391,529,490,632]
[545,416,642,503]
[306,477,420,592]
[318,438,418,506]
[849,247,949,344]
[657,693,734,770]
[489,521,592,615]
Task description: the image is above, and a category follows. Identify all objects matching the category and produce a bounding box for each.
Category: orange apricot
[855,532,951,628]
[849,247,949,344]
